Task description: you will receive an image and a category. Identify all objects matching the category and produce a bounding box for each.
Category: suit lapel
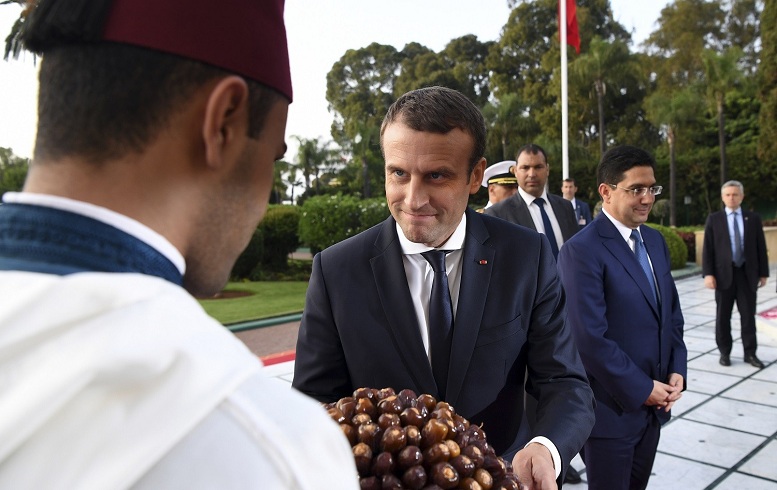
[598,217,659,316]
[511,196,537,231]
[370,218,438,395]
[445,209,494,407]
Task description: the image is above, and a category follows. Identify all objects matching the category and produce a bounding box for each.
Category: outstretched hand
[511,443,558,490]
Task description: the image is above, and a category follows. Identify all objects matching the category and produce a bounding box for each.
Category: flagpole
[560,0,569,179]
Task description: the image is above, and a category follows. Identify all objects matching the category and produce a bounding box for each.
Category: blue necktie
[421,250,453,400]
[732,212,744,267]
[631,229,657,304]
[533,197,559,259]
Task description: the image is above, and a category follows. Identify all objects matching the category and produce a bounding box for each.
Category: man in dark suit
[557,145,687,490]
[293,86,595,488]
[702,180,769,369]
[561,178,593,228]
[484,144,578,259]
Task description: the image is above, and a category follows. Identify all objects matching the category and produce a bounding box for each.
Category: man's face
[599,165,656,229]
[561,181,577,200]
[489,183,518,205]
[721,185,744,210]
[383,120,485,248]
[514,151,549,198]
[185,100,289,296]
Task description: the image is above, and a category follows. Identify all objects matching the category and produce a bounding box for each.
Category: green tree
[570,36,638,155]
[0,147,29,197]
[326,42,402,146]
[701,47,745,185]
[293,136,332,193]
[482,93,538,161]
[2,0,31,60]
[644,87,704,226]
[758,0,777,167]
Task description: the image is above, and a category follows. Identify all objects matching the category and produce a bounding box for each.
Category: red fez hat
[102,0,292,102]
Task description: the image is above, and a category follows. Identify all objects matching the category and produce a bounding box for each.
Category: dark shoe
[719,354,731,366]
[745,355,765,369]
[564,466,582,484]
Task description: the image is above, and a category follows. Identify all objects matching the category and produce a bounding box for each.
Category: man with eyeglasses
[702,181,769,369]
[557,145,687,490]
[484,144,579,260]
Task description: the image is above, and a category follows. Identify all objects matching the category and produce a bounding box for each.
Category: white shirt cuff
[525,436,561,478]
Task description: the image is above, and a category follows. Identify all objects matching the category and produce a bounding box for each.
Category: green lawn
[197,281,308,325]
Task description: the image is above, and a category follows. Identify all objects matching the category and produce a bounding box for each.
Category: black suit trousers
[715,264,758,356]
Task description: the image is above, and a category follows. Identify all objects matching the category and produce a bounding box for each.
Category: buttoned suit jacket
[702,209,769,291]
[293,208,595,469]
[573,199,593,228]
[483,192,579,243]
[557,214,687,440]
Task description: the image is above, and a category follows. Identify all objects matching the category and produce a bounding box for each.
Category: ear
[469,158,487,194]
[202,76,251,169]
[598,182,611,202]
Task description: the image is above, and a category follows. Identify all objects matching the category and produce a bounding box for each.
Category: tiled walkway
[258,266,777,489]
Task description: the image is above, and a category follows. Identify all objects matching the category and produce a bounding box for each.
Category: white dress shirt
[517,187,566,247]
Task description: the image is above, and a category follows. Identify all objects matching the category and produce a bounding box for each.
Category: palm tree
[292,136,331,193]
[3,0,34,61]
[482,93,536,160]
[701,47,744,186]
[644,87,704,227]
[570,36,636,156]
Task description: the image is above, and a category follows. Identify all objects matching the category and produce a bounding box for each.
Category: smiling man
[293,86,594,488]
[557,145,687,490]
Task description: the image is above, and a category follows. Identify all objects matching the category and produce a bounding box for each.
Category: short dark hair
[563,178,576,185]
[597,145,655,186]
[380,86,486,174]
[24,1,282,163]
[516,143,548,163]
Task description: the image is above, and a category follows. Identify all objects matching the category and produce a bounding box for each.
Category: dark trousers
[581,415,661,490]
[716,265,758,357]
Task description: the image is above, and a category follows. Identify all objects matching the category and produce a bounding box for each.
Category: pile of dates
[324,387,522,490]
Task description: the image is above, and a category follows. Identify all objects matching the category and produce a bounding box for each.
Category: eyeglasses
[607,184,663,197]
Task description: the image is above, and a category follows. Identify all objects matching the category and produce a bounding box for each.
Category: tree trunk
[668,127,677,227]
[596,80,606,156]
[718,97,727,186]
[362,156,370,198]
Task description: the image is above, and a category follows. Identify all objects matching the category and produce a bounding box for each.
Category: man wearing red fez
[0,0,358,488]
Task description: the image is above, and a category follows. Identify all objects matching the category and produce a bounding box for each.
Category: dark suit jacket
[293,208,595,469]
[557,214,687,439]
[483,192,579,244]
[702,209,769,291]
[572,199,593,227]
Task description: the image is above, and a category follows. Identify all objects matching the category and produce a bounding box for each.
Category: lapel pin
[478,259,488,265]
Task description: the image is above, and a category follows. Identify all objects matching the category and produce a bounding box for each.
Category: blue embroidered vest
[0,203,182,286]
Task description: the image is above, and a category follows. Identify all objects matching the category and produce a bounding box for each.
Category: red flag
[558,0,580,54]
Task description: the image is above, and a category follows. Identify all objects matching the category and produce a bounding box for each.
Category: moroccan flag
[559,0,581,54]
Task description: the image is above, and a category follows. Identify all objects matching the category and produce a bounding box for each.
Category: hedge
[645,223,687,270]
[230,205,300,280]
[298,194,389,253]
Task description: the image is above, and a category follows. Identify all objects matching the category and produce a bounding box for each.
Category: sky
[0,0,669,160]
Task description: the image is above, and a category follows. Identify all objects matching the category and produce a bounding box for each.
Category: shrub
[259,205,300,271]
[231,227,263,280]
[645,223,687,270]
[299,194,389,253]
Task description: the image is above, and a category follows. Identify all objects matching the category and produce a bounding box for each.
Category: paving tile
[683,335,719,354]
[689,353,754,377]
[723,379,777,407]
[658,419,766,468]
[716,473,777,489]
[645,452,724,490]
[682,397,777,436]
[670,390,710,417]
[684,326,717,341]
[738,440,777,482]
[753,364,777,383]
[685,368,744,395]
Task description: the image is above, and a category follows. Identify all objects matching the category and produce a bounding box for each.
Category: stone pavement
[246,265,777,489]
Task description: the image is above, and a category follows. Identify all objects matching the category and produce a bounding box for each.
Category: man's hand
[511,443,557,490]
[645,378,683,412]
[759,277,768,288]
[704,275,716,289]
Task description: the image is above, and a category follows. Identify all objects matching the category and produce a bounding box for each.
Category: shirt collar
[601,207,640,243]
[517,186,548,206]
[396,213,467,255]
[3,192,186,275]
[725,206,741,215]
